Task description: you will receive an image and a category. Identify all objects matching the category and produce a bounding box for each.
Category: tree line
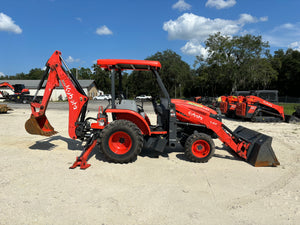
[1,33,300,98]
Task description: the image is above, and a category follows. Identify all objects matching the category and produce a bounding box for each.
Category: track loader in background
[25,51,279,169]
[235,95,285,122]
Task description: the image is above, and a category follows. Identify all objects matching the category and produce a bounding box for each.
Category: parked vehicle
[135,95,152,101]
[93,94,112,100]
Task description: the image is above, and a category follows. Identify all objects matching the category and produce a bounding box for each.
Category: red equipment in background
[0,82,32,103]
[235,95,285,122]
[219,95,245,118]
[25,51,279,169]
[219,92,285,122]
[0,82,30,95]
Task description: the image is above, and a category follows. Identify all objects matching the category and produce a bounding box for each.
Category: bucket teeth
[25,115,58,137]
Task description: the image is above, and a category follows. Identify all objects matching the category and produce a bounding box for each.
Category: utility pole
[76,67,81,79]
[179,83,181,98]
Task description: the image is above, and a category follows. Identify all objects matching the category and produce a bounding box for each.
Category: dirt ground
[0,102,299,225]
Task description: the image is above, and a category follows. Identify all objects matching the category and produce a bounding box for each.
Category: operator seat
[153,97,169,130]
[116,99,147,119]
[116,99,138,112]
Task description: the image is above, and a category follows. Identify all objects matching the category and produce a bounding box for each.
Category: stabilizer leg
[70,136,98,170]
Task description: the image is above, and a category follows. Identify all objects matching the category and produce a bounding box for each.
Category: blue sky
[1,0,300,76]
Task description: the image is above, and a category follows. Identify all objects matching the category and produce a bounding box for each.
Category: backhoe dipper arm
[28,50,89,139]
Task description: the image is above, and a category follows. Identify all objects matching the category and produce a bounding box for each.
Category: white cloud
[181,40,208,57]
[205,0,236,9]
[163,13,237,41]
[0,12,22,34]
[263,22,300,48]
[163,13,267,56]
[238,14,258,24]
[172,0,192,12]
[289,42,300,51]
[0,72,5,77]
[238,14,268,25]
[271,23,297,33]
[163,13,264,42]
[96,25,113,35]
[76,17,82,22]
[260,16,268,22]
[65,56,80,63]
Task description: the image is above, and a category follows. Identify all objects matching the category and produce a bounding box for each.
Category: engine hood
[171,99,217,115]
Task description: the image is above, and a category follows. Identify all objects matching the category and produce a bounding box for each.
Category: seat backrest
[115,99,138,112]
[160,97,169,110]
[159,98,170,129]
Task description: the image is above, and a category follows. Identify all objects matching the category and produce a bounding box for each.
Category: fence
[279,96,300,103]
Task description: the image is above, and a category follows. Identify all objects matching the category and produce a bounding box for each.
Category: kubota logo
[210,121,217,126]
[65,84,78,110]
[262,100,272,107]
[188,111,203,120]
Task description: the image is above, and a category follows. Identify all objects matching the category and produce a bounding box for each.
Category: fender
[106,109,151,135]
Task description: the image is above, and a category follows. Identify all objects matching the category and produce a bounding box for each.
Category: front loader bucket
[233,126,280,167]
[25,114,57,137]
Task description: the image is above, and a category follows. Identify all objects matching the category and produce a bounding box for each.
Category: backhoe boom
[25,50,89,139]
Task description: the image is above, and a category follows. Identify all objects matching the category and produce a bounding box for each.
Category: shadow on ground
[29,135,83,151]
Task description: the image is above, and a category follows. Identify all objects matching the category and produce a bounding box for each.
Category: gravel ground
[0,101,299,225]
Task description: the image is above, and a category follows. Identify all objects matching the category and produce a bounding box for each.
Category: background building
[0,80,98,101]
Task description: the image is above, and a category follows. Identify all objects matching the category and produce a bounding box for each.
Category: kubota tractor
[25,51,279,169]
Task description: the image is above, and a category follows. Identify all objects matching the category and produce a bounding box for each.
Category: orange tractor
[25,51,279,169]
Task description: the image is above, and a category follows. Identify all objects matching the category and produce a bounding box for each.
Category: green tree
[26,68,45,79]
[91,64,111,94]
[125,50,191,99]
[194,32,276,95]
[70,67,92,79]
[146,49,191,98]
[270,48,300,96]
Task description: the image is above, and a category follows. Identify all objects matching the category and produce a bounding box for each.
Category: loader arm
[173,99,279,167]
[25,50,89,139]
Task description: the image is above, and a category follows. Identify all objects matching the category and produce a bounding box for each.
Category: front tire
[185,133,215,163]
[100,120,143,163]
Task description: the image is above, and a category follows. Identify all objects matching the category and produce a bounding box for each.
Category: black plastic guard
[233,126,280,167]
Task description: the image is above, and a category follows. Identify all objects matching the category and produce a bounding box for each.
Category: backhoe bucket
[233,126,280,167]
[25,114,57,137]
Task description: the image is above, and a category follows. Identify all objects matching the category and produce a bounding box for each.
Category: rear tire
[185,133,215,163]
[100,120,143,163]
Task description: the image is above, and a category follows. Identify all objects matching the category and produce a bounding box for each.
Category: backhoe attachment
[25,50,88,140]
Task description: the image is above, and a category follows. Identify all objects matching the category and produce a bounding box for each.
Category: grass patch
[278,103,300,115]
